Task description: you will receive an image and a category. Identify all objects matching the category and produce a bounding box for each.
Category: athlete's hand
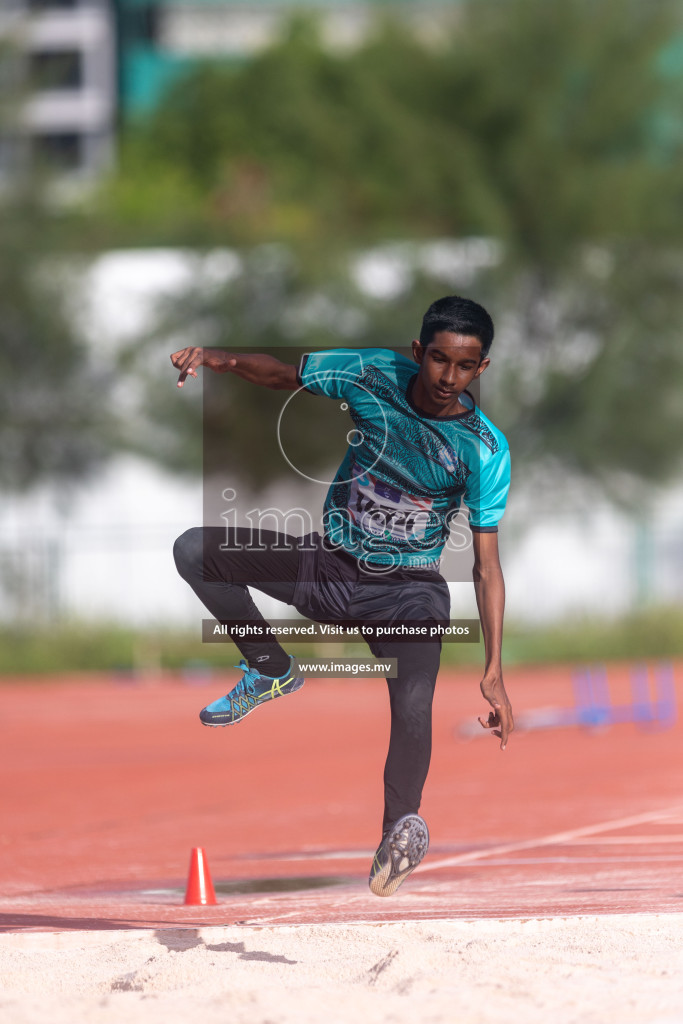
[478,673,514,750]
[170,347,237,388]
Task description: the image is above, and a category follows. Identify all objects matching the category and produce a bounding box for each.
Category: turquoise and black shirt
[297,348,511,568]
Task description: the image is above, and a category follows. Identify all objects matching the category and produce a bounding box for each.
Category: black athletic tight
[173,526,444,832]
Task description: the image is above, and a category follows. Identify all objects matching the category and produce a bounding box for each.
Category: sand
[1,915,682,1024]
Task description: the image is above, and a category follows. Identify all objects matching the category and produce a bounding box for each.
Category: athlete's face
[411,332,489,416]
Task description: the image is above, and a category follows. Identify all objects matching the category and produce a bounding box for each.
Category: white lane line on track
[421,805,683,873]
[563,835,683,845]
[277,851,372,861]
[428,854,683,865]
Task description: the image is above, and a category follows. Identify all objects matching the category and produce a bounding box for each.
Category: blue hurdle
[568,662,676,732]
[457,661,677,738]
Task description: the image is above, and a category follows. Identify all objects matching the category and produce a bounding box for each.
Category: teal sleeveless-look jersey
[297,348,510,568]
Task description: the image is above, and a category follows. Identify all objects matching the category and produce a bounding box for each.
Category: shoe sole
[369,814,429,898]
[200,677,305,727]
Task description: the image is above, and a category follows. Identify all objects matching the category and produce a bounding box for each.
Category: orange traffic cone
[184,847,217,905]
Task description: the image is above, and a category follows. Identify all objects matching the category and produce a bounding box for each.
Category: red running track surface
[1,662,682,932]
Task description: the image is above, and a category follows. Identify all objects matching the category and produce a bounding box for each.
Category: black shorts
[292,531,451,632]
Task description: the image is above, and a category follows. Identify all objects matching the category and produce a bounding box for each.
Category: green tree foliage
[107,2,681,247]
[0,177,117,494]
[102,0,683,495]
[0,193,116,491]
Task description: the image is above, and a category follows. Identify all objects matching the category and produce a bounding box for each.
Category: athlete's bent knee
[173,526,205,579]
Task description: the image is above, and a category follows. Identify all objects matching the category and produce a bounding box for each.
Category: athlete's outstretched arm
[170,347,299,390]
[471,529,514,750]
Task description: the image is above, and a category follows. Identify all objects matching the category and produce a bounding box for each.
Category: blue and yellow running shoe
[199,656,305,727]
[369,814,429,897]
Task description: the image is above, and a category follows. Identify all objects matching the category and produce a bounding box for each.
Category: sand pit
[1,915,682,1024]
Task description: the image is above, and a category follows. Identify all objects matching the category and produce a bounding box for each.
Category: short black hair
[419,295,494,358]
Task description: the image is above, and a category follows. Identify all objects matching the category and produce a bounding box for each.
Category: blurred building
[0,0,116,183]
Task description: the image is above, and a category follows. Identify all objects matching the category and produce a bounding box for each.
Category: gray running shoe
[368,814,429,897]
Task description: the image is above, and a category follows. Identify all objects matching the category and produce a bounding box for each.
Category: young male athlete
[171,295,513,897]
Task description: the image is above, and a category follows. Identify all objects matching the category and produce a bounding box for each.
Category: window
[121,4,159,45]
[29,49,83,90]
[27,1,79,10]
[31,131,81,171]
